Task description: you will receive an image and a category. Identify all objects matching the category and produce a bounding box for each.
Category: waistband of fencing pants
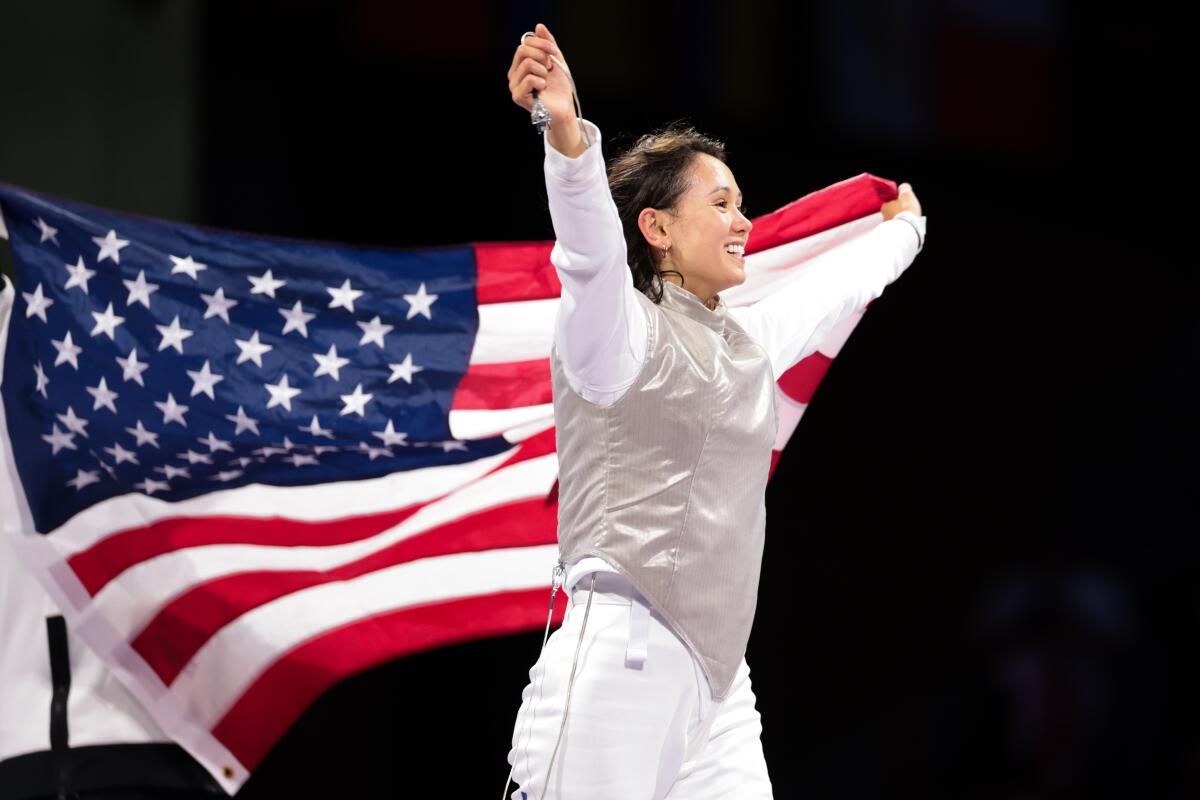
[568,571,652,668]
[569,571,646,605]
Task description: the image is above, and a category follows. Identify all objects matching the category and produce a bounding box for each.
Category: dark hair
[607,122,727,304]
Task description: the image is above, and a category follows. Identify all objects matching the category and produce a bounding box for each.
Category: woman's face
[660,153,753,306]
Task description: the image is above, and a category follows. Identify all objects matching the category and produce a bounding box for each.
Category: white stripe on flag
[87,454,559,639]
[817,308,866,360]
[449,402,553,441]
[42,445,519,554]
[174,543,559,729]
[472,297,558,363]
[723,214,881,306]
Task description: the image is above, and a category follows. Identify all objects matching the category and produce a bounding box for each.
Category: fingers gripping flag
[0,174,905,792]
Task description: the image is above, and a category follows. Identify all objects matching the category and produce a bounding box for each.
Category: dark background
[1,1,1195,797]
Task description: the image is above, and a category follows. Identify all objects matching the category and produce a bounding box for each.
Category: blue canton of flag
[0,182,508,533]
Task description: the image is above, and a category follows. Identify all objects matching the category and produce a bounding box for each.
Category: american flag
[0,173,902,793]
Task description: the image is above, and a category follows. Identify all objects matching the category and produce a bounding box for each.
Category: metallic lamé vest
[549,279,778,702]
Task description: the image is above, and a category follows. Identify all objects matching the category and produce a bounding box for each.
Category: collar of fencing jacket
[658,279,727,335]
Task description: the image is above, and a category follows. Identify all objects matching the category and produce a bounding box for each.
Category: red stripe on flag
[68,507,418,596]
[69,429,561,596]
[211,587,567,771]
[778,352,835,406]
[768,449,782,481]
[746,173,897,255]
[471,177,894,304]
[473,241,560,304]
[451,358,552,411]
[132,497,560,685]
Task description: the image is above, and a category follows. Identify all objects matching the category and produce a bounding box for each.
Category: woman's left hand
[881,182,922,219]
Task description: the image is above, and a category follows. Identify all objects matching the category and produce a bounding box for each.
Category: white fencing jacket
[544,120,927,599]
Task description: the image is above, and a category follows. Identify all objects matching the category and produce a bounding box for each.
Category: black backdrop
[2,2,1195,797]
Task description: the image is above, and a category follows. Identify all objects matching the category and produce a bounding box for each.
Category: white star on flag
[41,424,77,455]
[186,360,225,399]
[372,420,408,447]
[358,441,392,460]
[211,469,244,482]
[403,281,438,320]
[93,229,130,264]
[122,270,159,309]
[154,464,190,480]
[356,315,393,348]
[125,420,161,448]
[154,392,189,427]
[64,257,96,294]
[248,269,286,298]
[234,331,273,367]
[312,343,349,381]
[116,347,150,386]
[181,449,213,465]
[22,282,54,322]
[279,300,315,338]
[89,302,125,339]
[199,431,233,453]
[156,315,194,353]
[339,383,373,417]
[225,405,260,436]
[51,330,83,369]
[299,415,333,438]
[287,453,318,467]
[56,406,90,438]
[33,362,49,397]
[35,217,60,245]
[169,254,206,280]
[201,287,238,323]
[387,353,425,384]
[66,469,100,490]
[326,279,364,313]
[86,377,119,413]
[103,442,139,465]
[134,477,170,495]
[264,374,302,411]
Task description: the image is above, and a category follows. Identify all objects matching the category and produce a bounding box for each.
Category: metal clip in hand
[552,559,566,593]
[530,89,551,135]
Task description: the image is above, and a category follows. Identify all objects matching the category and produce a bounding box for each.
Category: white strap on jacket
[626,594,650,668]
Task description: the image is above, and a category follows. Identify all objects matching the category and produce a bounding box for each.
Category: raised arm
[728,210,927,380]
[543,121,648,402]
[510,24,646,404]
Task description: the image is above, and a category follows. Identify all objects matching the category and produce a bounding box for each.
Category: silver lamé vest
[549,279,778,702]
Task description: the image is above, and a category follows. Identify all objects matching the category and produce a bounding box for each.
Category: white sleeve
[544,118,647,405]
[728,211,926,380]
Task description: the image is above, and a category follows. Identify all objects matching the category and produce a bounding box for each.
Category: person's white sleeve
[729,210,926,380]
[544,118,646,405]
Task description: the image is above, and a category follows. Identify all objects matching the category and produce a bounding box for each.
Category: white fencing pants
[506,572,773,799]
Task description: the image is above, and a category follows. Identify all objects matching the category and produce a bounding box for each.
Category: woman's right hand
[507,23,583,155]
[881,182,922,220]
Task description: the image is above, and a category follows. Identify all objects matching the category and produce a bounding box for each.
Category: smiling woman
[606,123,749,308]
[503,21,926,800]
